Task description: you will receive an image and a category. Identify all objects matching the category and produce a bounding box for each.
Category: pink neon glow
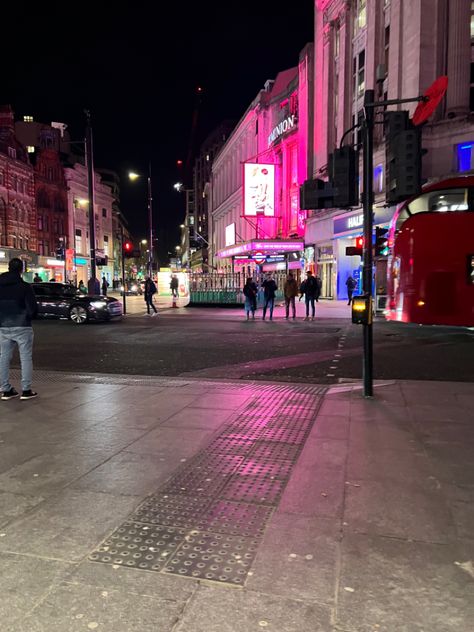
[217,240,304,259]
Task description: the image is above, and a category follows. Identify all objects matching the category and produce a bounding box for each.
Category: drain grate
[90,381,326,586]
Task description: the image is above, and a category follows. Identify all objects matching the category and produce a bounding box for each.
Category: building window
[18,180,24,194]
[335,26,340,58]
[457,142,474,172]
[471,1,474,38]
[27,146,35,153]
[103,235,109,255]
[374,164,384,193]
[353,51,366,100]
[44,216,49,231]
[102,208,107,217]
[12,175,17,191]
[384,25,390,76]
[47,167,53,181]
[23,115,33,123]
[53,219,59,234]
[75,229,82,253]
[354,0,367,34]
[8,147,16,159]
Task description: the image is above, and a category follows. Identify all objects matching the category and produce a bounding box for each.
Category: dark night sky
[5,1,314,259]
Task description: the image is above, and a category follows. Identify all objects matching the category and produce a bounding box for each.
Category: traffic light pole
[362,90,375,397]
[85,110,97,289]
[120,225,127,315]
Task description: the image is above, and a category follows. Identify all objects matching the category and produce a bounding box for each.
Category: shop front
[217,239,304,278]
[332,207,394,300]
[0,248,38,282]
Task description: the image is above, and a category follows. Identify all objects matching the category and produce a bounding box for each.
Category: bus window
[468,255,474,284]
[407,188,468,215]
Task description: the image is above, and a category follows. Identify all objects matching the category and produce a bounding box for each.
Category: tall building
[210,43,314,279]
[305,0,474,299]
[189,122,233,271]
[31,127,69,281]
[0,105,37,278]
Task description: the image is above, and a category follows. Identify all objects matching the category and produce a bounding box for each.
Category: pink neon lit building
[210,44,314,276]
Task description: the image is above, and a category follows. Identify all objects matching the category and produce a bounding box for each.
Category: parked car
[32,283,123,324]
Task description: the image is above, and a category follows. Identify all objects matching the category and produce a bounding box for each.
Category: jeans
[285,296,296,318]
[347,290,353,305]
[0,327,34,392]
[262,297,274,319]
[305,296,315,317]
[145,296,157,313]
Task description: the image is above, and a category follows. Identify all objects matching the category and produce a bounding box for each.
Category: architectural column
[446,0,471,116]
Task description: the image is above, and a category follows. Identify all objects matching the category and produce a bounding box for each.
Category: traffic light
[346,236,364,257]
[385,111,424,205]
[375,226,389,257]
[123,241,133,258]
[56,239,65,260]
[329,146,359,208]
[300,178,334,210]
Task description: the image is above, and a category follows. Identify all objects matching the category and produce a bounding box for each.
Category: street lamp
[128,163,154,276]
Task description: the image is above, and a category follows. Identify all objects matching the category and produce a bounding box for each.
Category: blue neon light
[458,143,473,172]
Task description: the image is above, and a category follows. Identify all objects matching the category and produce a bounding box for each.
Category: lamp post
[129,162,154,277]
[85,110,99,294]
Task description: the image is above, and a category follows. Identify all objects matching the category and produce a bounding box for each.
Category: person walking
[262,273,277,321]
[243,277,258,320]
[0,258,38,400]
[144,276,158,316]
[170,274,179,298]
[346,275,357,305]
[101,276,109,296]
[33,273,42,283]
[299,270,321,321]
[283,272,298,319]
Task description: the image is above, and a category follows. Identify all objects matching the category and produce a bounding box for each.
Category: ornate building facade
[0,106,37,278]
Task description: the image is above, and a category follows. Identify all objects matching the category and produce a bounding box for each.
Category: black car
[32,283,123,324]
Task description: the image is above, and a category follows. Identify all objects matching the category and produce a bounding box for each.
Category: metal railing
[188,272,286,306]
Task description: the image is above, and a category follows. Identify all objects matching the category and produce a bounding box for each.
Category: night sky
[5,1,314,260]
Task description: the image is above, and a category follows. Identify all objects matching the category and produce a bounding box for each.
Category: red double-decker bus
[386,176,474,326]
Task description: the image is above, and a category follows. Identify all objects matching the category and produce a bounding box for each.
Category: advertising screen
[244,163,275,216]
[225,223,236,246]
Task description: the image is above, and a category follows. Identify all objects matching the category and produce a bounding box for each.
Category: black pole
[147,161,153,277]
[120,225,127,315]
[85,110,97,288]
[362,90,374,397]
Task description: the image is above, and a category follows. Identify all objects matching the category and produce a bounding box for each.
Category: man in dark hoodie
[0,258,38,400]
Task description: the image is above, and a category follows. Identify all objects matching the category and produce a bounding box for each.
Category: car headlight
[90,300,107,309]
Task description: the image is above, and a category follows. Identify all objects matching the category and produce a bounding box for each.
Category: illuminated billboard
[225,223,236,246]
[244,163,275,217]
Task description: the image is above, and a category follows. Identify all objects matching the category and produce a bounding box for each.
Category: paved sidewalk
[1,371,473,631]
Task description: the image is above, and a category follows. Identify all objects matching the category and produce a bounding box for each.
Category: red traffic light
[123,241,132,252]
[355,237,364,248]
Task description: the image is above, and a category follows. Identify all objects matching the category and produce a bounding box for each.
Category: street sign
[253,252,265,265]
[412,76,448,126]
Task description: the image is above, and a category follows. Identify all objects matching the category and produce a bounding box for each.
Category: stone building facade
[0,106,37,278]
[305,0,474,300]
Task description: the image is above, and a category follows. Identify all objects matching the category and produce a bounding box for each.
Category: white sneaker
[151,312,158,317]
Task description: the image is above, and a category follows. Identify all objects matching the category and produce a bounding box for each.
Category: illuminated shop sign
[0,250,6,259]
[333,208,394,236]
[225,223,236,247]
[243,163,275,216]
[268,115,297,146]
[217,240,304,259]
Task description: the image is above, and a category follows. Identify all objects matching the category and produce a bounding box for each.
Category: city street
[25,297,474,384]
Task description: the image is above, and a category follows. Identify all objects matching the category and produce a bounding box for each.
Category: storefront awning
[217,239,304,259]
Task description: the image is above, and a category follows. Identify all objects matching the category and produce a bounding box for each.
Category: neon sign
[268,115,297,146]
[243,163,275,216]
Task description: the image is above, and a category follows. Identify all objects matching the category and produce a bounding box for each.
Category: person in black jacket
[0,258,38,400]
[299,270,321,321]
[262,273,277,321]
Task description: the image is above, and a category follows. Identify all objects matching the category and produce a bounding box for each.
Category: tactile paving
[89,380,326,586]
[89,522,186,571]
[199,500,273,537]
[221,475,285,505]
[130,494,210,529]
[163,531,259,584]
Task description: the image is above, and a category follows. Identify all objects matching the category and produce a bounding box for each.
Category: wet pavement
[1,370,473,631]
